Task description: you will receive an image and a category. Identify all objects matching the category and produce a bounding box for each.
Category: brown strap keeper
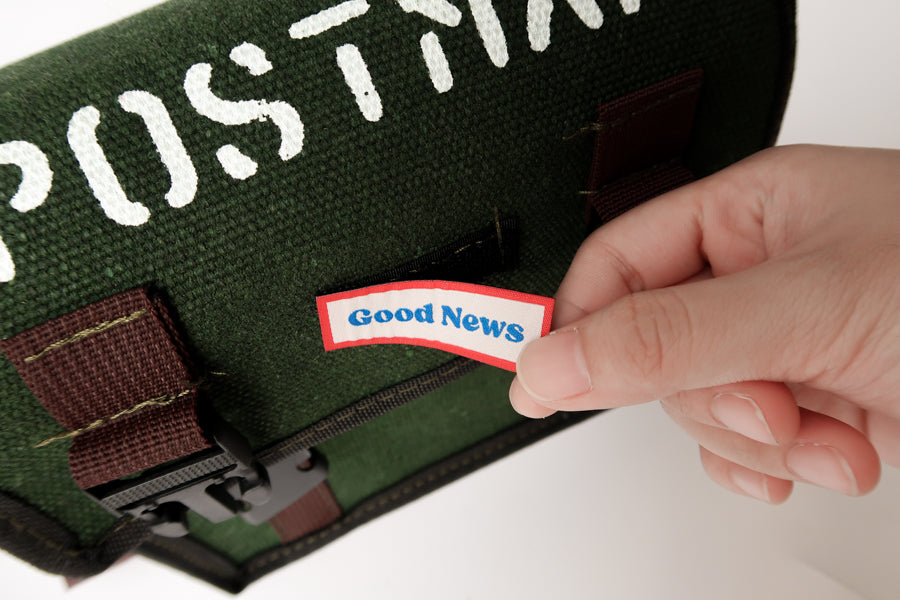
[268,482,343,543]
[0,287,212,489]
[584,69,704,228]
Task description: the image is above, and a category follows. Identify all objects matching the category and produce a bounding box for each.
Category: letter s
[184,43,304,179]
[0,141,53,283]
[505,323,525,343]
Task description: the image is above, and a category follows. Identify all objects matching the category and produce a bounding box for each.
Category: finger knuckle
[583,238,647,295]
[616,294,672,381]
[609,291,690,384]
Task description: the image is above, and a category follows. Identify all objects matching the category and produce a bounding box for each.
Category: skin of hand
[510,144,900,504]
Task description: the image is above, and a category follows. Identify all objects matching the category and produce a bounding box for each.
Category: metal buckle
[85,414,328,537]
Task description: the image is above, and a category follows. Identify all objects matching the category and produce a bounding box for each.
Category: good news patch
[316,281,554,371]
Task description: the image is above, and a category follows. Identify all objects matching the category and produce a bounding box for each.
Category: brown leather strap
[588,160,694,225]
[268,482,342,543]
[584,69,703,229]
[0,288,211,488]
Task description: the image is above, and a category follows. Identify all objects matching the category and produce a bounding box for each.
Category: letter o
[374,310,393,323]
[395,308,414,322]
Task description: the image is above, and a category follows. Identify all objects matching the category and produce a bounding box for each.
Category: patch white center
[317,281,554,371]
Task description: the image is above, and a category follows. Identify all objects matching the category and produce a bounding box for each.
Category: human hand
[510,145,900,503]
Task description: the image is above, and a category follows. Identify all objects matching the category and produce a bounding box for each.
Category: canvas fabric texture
[0,0,795,589]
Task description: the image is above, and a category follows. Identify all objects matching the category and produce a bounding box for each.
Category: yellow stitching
[0,513,79,556]
[562,84,703,141]
[289,432,315,445]
[96,516,139,544]
[450,240,476,256]
[24,309,149,363]
[34,388,194,448]
[579,158,686,197]
[0,513,138,559]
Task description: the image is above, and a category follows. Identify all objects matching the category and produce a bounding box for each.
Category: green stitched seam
[0,512,137,558]
[23,309,149,363]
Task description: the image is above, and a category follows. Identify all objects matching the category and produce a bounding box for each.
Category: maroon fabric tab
[586,160,695,225]
[585,69,703,227]
[0,288,211,488]
[268,482,342,543]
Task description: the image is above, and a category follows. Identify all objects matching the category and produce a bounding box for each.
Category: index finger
[553,157,771,327]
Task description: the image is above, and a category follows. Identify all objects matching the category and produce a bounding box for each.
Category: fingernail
[786,443,858,495]
[516,328,591,403]
[509,377,558,419]
[730,468,772,503]
[710,393,777,445]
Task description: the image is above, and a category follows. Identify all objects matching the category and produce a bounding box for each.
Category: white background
[2,1,900,598]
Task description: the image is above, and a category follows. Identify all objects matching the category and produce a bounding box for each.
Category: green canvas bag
[0,0,796,592]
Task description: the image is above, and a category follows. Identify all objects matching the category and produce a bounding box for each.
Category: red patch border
[316,280,554,371]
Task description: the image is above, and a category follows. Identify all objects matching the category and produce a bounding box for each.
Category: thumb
[515,257,830,410]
